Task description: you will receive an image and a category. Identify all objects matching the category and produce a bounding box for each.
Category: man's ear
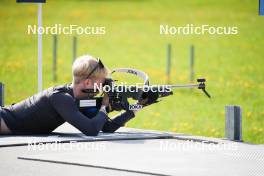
[84,79,93,87]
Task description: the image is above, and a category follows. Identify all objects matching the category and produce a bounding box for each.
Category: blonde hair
[72,55,109,84]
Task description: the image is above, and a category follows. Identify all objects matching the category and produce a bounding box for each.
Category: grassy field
[0,0,263,143]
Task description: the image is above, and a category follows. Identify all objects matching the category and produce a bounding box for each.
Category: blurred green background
[0,0,263,143]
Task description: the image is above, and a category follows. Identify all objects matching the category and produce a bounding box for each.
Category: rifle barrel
[114,84,200,90]
[164,84,199,89]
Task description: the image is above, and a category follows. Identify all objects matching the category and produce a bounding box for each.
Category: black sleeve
[102,110,135,133]
[50,93,107,136]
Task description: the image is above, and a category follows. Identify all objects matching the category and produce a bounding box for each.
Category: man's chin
[87,93,96,98]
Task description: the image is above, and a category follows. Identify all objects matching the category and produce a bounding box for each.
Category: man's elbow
[82,126,100,136]
[83,130,99,136]
[102,124,119,133]
[102,128,115,133]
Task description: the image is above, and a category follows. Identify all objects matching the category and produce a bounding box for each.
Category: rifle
[78,68,211,116]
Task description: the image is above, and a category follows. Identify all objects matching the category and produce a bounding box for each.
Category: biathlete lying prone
[0,55,151,135]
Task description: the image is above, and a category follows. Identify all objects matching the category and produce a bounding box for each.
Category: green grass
[0,0,263,143]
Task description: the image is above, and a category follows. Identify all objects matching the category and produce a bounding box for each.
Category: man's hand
[137,98,148,105]
[138,91,159,106]
[100,93,110,115]
[101,93,109,106]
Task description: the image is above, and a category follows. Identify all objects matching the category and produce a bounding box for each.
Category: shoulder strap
[52,84,73,96]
